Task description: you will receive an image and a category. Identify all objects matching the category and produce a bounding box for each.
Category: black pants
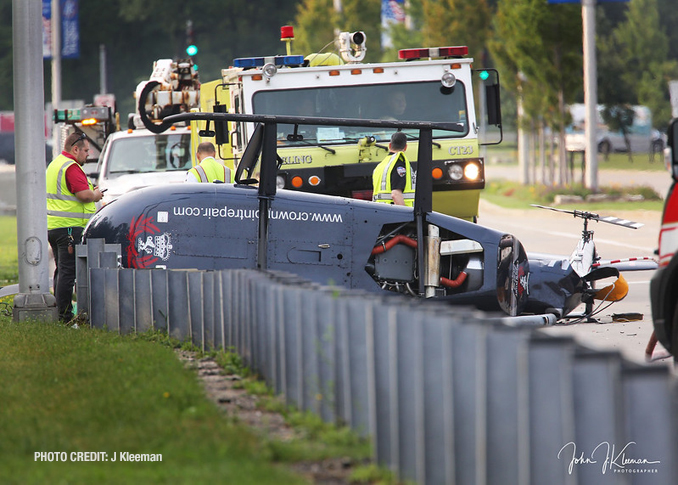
[48,226,83,322]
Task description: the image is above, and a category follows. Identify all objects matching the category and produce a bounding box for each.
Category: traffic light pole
[11,0,58,321]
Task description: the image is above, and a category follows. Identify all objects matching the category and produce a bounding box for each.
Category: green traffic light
[186,44,198,56]
[479,70,490,81]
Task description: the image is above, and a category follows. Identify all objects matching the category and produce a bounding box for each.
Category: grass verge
[0,319,310,484]
[482,179,664,212]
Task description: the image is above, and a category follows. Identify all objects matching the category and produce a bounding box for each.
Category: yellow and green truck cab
[198,35,502,222]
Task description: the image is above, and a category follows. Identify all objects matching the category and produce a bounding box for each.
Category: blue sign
[61,0,80,59]
[42,0,80,59]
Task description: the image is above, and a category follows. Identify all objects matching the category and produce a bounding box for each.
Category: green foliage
[292,0,339,56]
[490,0,582,129]
[599,0,678,129]
[421,0,491,63]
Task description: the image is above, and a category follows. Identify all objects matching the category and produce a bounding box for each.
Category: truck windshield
[106,133,191,174]
[252,81,469,146]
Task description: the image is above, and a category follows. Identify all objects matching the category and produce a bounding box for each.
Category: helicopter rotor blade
[596,215,644,230]
[531,204,642,229]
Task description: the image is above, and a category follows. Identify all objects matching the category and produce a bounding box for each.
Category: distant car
[565,104,662,154]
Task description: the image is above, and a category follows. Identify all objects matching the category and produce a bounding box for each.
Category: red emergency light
[281,25,294,40]
[398,46,468,60]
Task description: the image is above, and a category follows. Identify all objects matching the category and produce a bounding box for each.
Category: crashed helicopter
[82,107,648,320]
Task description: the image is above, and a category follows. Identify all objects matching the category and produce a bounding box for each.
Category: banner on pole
[381,0,406,48]
[42,0,80,60]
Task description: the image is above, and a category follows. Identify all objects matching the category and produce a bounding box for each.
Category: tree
[603,0,678,129]
[292,0,339,56]
[421,0,491,64]
[489,0,582,185]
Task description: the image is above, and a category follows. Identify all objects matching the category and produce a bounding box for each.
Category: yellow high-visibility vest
[372,152,414,207]
[188,157,232,183]
[46,154,96,229]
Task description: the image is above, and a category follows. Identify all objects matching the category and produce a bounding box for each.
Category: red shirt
[61,151,90,194]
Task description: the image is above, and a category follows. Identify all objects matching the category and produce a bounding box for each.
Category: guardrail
[77,240,678,485]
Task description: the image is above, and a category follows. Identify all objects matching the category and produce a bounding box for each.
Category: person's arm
[74,187,103,203]
[391,189,405,206]
[66,164,103,202]
[389,156,407,206]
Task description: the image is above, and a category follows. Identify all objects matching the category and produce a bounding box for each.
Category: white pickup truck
[91,125,193,203]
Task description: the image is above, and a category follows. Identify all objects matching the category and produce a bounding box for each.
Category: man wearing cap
[372,132,415,206]
[46,131,104,322]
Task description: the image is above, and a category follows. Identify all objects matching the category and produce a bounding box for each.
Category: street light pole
[12,0,58,321]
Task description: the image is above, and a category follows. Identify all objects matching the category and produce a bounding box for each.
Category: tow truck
[53,104,118,164]
[61,58,201,202]
[650,119,678,360]
[147,27,503,222]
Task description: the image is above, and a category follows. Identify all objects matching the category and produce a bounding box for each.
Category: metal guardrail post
[88,268,105,329]
[486,325,531,485]
[118,269,135,334]
[452,320,488,485]
[421,315,457,485]
[281,286,302,409]
[188,271,205,351]
[167,270,190,342]
[621,366,678,484]
[151,269,169,332]
[134,270,153,333]
[315,290,338,424]
[571,351,624,485]
[345,298,372,437]
[527,336,577,485]
[103,268,120,333]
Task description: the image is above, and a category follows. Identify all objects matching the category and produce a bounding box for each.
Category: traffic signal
[185,20,198,69]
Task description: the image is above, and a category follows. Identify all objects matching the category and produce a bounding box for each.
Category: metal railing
[77,240,678,485]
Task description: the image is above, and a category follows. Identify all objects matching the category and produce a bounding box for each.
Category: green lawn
[0,320,312,484]
[481,179,665,212]
[484,145,668,172]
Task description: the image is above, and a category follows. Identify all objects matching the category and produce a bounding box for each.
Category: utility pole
[51,0,62,159]
[582,0,598,191]
[12,0,58,321]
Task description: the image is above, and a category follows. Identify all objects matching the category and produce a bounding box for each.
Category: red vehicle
[650,119,678,360]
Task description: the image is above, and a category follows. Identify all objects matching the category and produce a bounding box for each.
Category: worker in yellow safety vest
[186,142,232,183]
[372,132,414,206]
[46,131,105,321]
